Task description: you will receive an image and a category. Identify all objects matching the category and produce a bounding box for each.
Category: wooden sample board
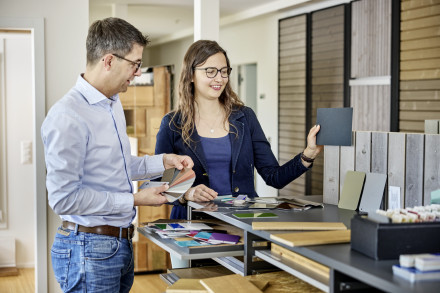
[271,243,329,280]
[270,230,351,247]
[252,221,347,231]
[166,278,207,293]
[200,274,262,293]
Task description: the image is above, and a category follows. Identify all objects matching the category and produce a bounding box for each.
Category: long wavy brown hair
[171,40,244,147]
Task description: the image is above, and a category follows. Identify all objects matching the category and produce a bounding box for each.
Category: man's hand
[163,154,194,170]
[133,184,169,206]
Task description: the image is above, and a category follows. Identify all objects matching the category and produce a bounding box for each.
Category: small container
[350,214,440,260]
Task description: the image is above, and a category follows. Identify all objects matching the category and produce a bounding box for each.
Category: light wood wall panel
[350,0,392,132]
[351,0,391,77]
[278,15,307,197]
[400,0,440,132]
[351,85,391,131]
[310,5,345,195]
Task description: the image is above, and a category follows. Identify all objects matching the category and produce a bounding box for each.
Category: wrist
[300,151,315,163]
[303,147,317,159]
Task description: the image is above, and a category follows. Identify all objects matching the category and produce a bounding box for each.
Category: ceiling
[89,0,318,45]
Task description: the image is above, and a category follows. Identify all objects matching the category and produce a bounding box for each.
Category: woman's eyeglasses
[194,67,232,78]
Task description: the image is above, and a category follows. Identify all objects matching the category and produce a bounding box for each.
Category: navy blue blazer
[155,106,310,219]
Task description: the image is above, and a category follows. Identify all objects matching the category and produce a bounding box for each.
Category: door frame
[0,17,47,293]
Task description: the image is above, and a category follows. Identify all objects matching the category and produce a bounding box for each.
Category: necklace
[199,108,222,133]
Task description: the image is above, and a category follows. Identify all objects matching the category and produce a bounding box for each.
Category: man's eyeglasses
[112,54,142,72]
[194,67,232,78]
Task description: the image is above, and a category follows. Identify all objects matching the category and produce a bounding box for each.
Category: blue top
[41,75,165,228]
[200,135,232,195]
[155,106,311,220]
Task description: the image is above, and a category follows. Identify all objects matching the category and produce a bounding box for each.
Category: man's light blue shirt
[41,75,164,227]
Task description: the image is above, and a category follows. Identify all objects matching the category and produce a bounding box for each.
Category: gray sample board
[358,172,387,213]
[316,107,353,146]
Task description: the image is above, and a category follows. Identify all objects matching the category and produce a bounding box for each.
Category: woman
[155,40,323,220]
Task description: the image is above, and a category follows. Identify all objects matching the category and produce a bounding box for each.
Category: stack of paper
[415,254,440,271]
[147,222,213,239]
[393,253,440,282]
[392,265,440,282]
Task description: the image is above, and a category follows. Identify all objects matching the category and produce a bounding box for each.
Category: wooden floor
[0,268,322,292]
[0,268,167,293]
[0,268,34,293]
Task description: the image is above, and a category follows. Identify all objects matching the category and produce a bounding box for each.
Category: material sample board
[166,278,207,293]
[200,274,262,293]
[316,107,353,146]
[338,171,366,210]
[270,230,351,247]
[358,172,387,213]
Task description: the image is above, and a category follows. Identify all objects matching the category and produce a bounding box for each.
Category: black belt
[62,221,134,240]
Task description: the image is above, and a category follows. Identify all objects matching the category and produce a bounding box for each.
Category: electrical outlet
[21,141,32,164]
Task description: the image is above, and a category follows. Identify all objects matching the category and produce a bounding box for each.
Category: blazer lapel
[229,110,245,172]
[187,129,209,173]
[175,113,209,174]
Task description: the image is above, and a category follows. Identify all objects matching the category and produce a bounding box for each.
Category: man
[41,17,192,292]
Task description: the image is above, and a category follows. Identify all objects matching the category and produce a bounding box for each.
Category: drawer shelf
[255,250,329,292]
[137,227,245,260]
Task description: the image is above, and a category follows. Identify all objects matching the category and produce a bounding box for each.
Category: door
[0,31,35,268]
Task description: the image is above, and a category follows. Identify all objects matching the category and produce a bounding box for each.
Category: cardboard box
[351,215,440,260]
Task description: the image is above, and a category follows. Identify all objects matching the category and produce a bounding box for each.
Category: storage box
[351,215,440,260]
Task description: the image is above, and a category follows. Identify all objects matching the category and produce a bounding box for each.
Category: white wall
[0,0,89,292]
[221,14,279,196]
[145,13,280,196]
[0,32,34,268]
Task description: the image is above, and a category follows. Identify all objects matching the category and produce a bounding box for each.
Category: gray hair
[86,17,149,65]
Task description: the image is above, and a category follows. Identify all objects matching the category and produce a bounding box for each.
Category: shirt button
[233,170,236,174]
[234,187,239,192]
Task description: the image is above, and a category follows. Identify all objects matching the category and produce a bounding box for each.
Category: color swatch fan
[162,168,196,202]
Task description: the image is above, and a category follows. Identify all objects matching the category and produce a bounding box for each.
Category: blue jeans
[51,226,134,293]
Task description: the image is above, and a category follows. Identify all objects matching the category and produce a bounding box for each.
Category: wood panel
[278,14,307,196]
[371,132,388,174]
[351,85,391,131]
[323,146,340,205]
[400,1,440,132]
[120,86,154,107]
[339,145,355,200]
[424,134,440,204]
[405,133,424,207]
[425,120,440,133]
[309,5,345,196]
[323,131,440,209]
[355,131,371,173]
[388,132,406,208]
[351,0,391,77]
